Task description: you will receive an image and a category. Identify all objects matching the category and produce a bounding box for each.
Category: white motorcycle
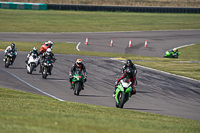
[26,55,40,74]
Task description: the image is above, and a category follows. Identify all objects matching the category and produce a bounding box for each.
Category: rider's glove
[69,74,72,82]
[84,77,87,82]
[69,74,72,78]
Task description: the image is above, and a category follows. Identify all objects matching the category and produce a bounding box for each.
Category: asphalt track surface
[0,30,200,121]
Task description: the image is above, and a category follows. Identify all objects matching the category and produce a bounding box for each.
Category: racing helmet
[11,43,15,49]
[125,67,133,78]
[173,48,177,52]
[126,59,132,67]
[76,59,82,68]
[33,47,37,53]
[46,48,52,55]
[48,40,53,46]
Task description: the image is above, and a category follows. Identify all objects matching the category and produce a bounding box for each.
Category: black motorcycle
[41,59,56,79]
[5,51,16,68]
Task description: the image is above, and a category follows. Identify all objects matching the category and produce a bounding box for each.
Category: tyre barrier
[47,4,200,13]
[0,2,47,10]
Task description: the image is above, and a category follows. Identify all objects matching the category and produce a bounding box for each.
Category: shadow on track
[7,67,26,70]
[79,94,109,98]
[125,108,163,112]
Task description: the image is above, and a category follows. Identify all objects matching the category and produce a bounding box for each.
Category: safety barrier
[47,4,200,13]
[0,2,47,10]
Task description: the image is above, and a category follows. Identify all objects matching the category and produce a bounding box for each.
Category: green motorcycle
[71,71,84,96]
[115,78,133,108]
[163,50,181,58]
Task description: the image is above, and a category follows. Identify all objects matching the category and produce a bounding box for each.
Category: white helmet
[48,40,53,45]
[47,48,52,55]
[76,59,82,67]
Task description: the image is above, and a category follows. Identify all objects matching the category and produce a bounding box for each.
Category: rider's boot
[130,89,136,97]
[25,59,28,64]
[82,84,84,90]
[39,65,42,73]
[70,84,73,89]
[112,91,116,98]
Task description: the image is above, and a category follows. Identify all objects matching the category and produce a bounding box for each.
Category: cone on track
[85,37,88,45]
[144,40,147,47]
[110,39,113,47]
[129,39,132,47]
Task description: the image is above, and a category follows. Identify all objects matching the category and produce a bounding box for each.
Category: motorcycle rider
[122,59,137,74]
[172,48,179,57]
[3,43,17,65]
[113,67,137,97]
[69,59,87,90]
[39,48,56,74]
[39,40,53,55]
[25,47,40,64]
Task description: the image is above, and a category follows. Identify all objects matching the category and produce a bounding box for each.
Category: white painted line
[175,43,195,49]
[110,58,200,83]
[0,67,65,101]
[76,42,81,51]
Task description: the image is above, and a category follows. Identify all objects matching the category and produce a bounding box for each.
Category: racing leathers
[69,63,87,89]
[4,46,17,64]
[39,52,55,74]
[25,51,40,64]
[115,72,137,96]
[122,62,137,74]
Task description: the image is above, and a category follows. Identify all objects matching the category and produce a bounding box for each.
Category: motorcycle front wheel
[74,82,82,96]
[118,92,125,108]
[42,67,48,79]
[5,58,10,68]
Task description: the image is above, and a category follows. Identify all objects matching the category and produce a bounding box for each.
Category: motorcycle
[26,55,40,74]
[71,71,84,96]
[115,78,133,108]
[163,50,181,58]
[41,59,55,79]
[4,51,16,68]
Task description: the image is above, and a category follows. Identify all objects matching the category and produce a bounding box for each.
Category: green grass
[0,87,199,133]
[0,41,200,80]
[0,9,200,32]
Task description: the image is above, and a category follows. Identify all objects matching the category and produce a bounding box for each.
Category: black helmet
[125,67,133,78]
[126,59,132,67]
[11,43,15,49]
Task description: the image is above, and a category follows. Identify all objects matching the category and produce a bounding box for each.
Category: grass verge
[0,87,199,133]
[0,41,200,80]
[0,9,200,32]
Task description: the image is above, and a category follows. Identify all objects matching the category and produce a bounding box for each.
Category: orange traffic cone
[129,39,132,47]
[144,40,147,47]
[110,39,113,47]
[85,37,88,45]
